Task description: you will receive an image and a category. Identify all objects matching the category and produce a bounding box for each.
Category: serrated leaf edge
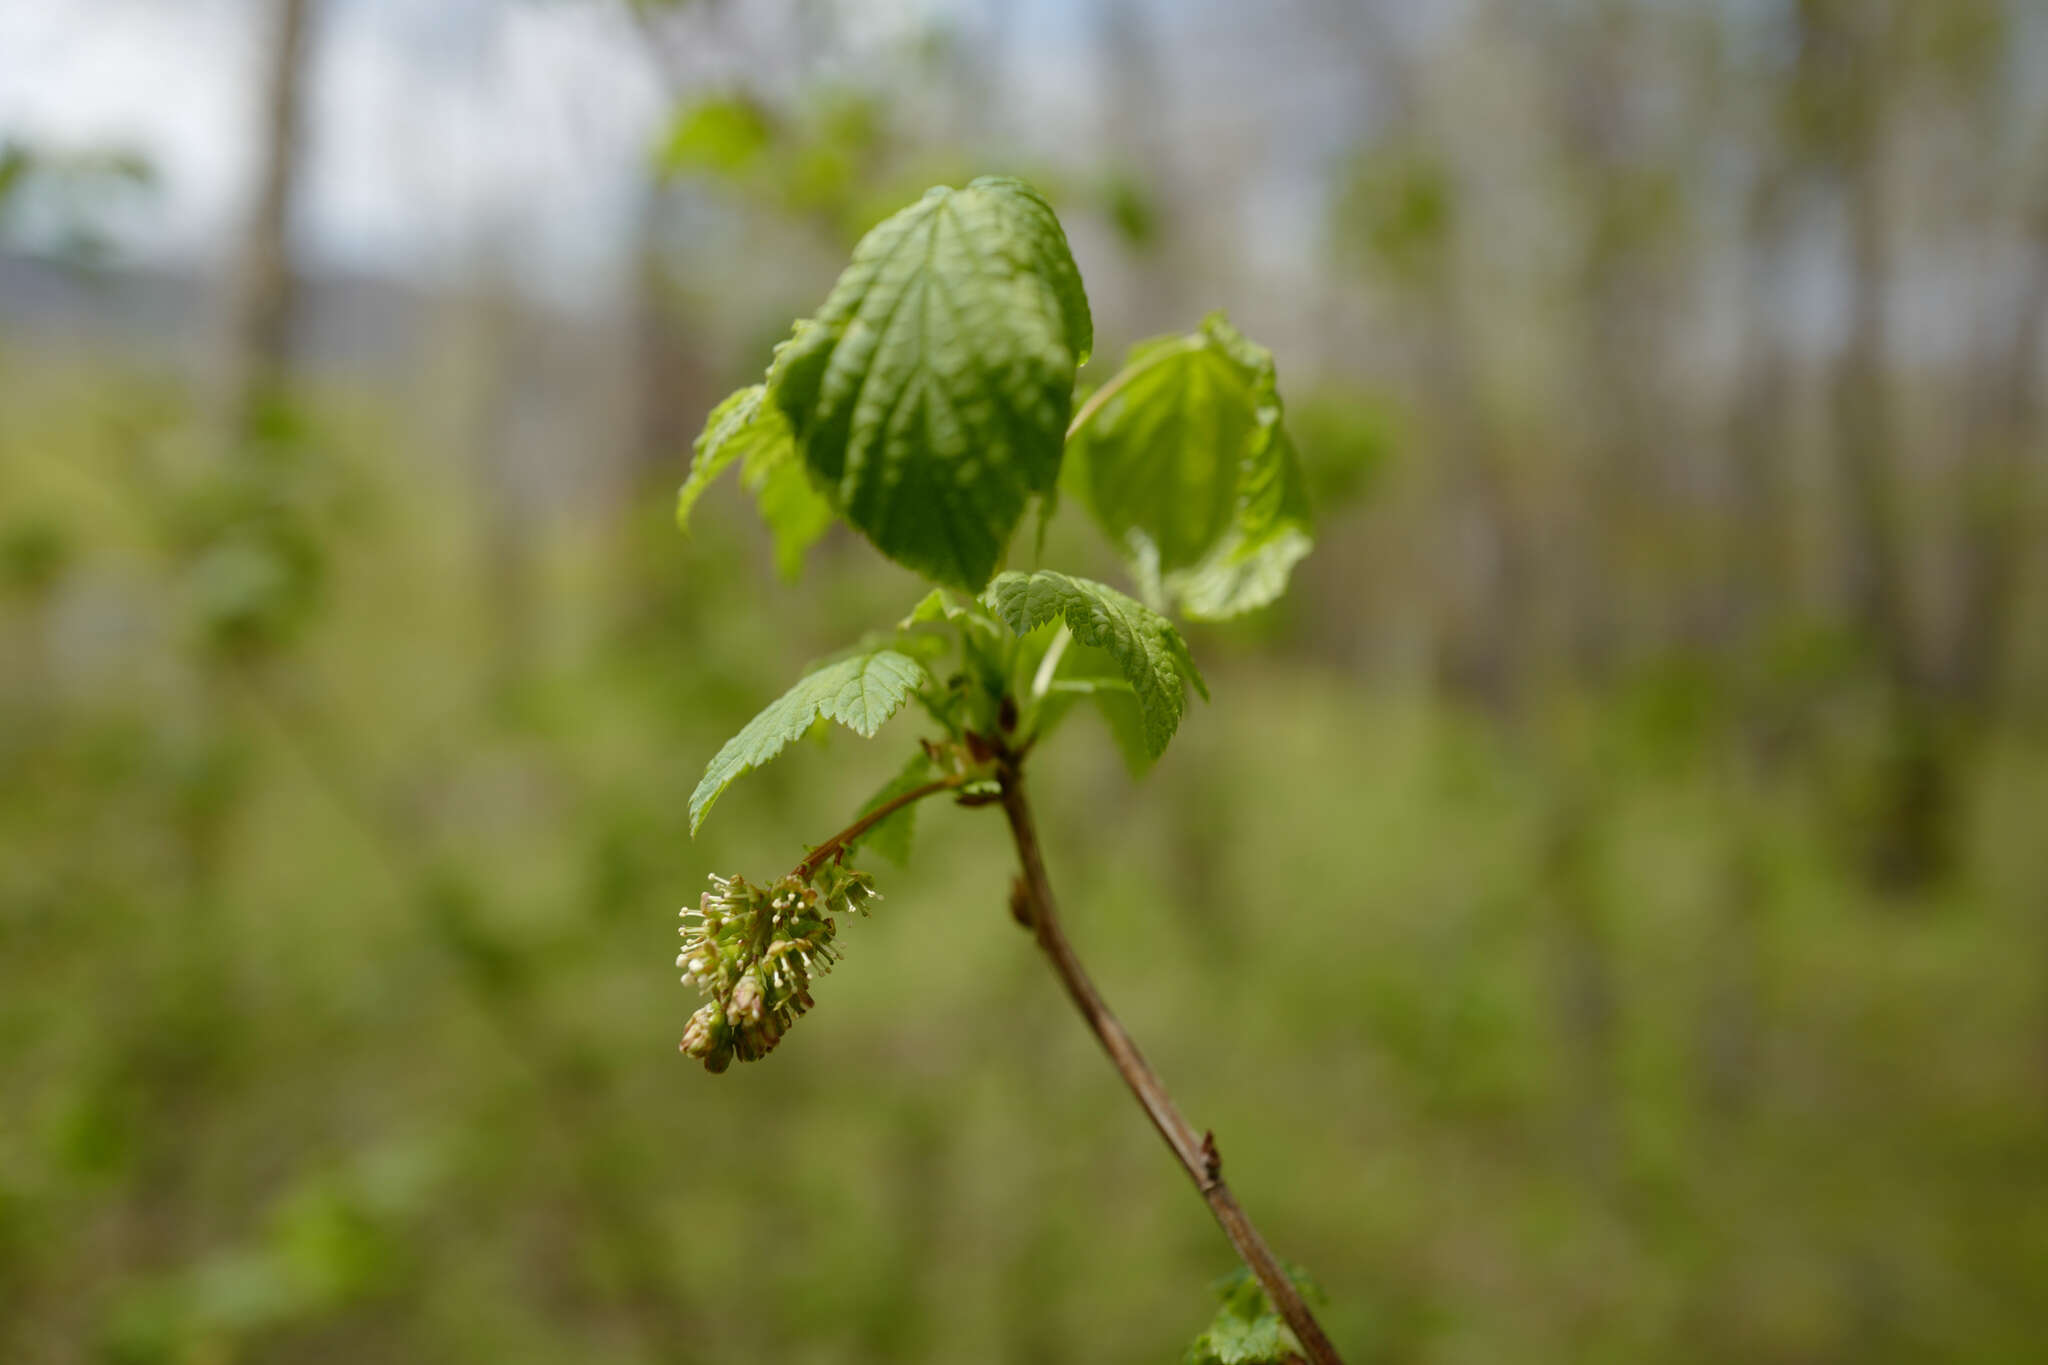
[689,649,929,835]
[984,570,1206,758]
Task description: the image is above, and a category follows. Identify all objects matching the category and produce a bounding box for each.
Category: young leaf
[744,441,837,581]
[767,177,1093,593]
[1066,313,1312,620]
[984,571,1206,759]
[690,649,928,834]
[844,749,936,866]
[1183,1268,1321,1365]
[677,384,780,528]
[678,383,836,579]
[1186,1313,1293,1365]
[1037,641,1154,775]
[897,588,960,629]
[1174,415,1313,618]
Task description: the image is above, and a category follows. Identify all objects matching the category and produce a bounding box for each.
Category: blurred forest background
[4,0,2047,1361]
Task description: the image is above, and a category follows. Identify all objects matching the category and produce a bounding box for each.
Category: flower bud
[674,861,880,1073]
[729,973,766,1026]
[679,1002,734,1073]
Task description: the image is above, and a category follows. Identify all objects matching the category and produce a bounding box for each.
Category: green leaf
[897,588,961,629]
[1172,526,1313,622]
[658,96,773,179]
[895,587,1010,691]
[1066,313,1312,619]
[677,385,778,528]
[690,649,928,835]
[1183,1268,1322,1365]
[1075,654,1156,775]
[1185,1313,1292,1365]
[985,571,1206,759]
[844,750,935,866]
[678,383,837,579]
[1030,641,1153,774]
[744,442,837,581]
[767,176,1093,592]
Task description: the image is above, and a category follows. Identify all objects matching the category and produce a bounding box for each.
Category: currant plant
[677,177,1340,1365]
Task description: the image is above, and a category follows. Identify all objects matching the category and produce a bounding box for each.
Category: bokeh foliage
[5,0,2048,1359]
[3,345,2046,1362]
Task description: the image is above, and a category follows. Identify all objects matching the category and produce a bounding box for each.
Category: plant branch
[994,760,1344,1365]
[794,775,965,880]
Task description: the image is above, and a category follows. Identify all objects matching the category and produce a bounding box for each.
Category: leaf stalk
[792,774,965,880]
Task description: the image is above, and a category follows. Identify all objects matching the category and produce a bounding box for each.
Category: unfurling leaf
[897,588,959,629]
[1065,313,1311,619]
[678,383,836,579]
[1186,1313,1292,1365]
[1039,642,1155,775]
[677,385,780,527]
[985,571,1206,758]
[845,749,935,866]
[767,177,1092,593]
[1183,1267,1323,1365]
[690,649,928,834]
[745,440,837,581]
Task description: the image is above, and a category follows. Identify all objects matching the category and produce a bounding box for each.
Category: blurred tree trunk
[1542,5,1698,687]
[220,0,317,442]
[128,0,321,1286]
[1553,28,1642,688]
[1833,125,1914,700]
[1806,0,1956,893]
[1703,61,1799,1130]
[1327,0,1527,712]
[1722,164,1797,676]
[1949,180,2048,715]
[1096,0,1177,333]
[1425,307,1526,714]
[629,186,704,487]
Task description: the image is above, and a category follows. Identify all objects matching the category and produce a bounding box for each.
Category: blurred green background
[4,1,2048,1360]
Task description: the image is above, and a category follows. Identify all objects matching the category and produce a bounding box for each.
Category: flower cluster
[677,862,878,1073]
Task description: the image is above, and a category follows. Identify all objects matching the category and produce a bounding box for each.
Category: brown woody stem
[994,760,1343,1365]
[793,775,964,881]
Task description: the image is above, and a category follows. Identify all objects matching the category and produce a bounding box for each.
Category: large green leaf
[690,649,928,834]
[1066,313,1312,619]
[984,571,1206,759]
[677,383,836,579]
[767,177,1092,593]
